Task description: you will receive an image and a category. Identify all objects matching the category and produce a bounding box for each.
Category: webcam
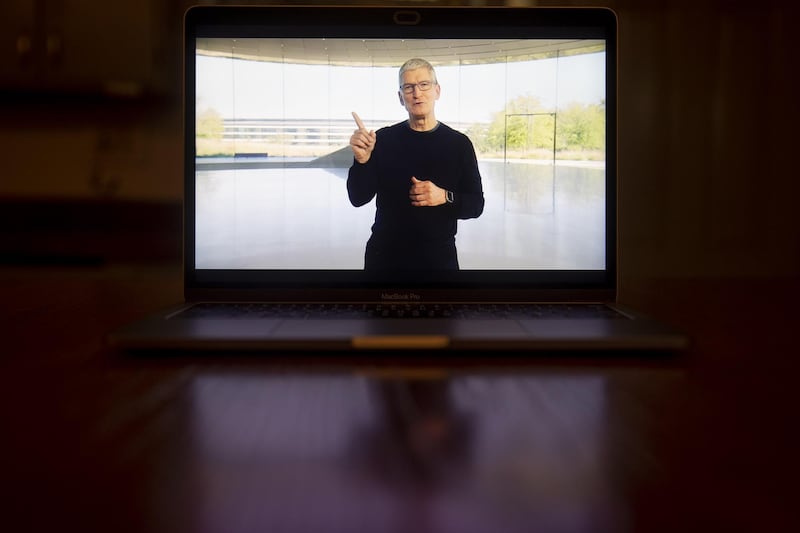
[393,10,421,25]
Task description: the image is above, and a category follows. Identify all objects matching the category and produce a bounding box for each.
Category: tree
[555,103,605,152]
[481,95,556,155]
[469,96,605,158]
[197,108,224,139]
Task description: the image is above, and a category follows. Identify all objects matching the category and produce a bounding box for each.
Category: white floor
[195,160,606,270]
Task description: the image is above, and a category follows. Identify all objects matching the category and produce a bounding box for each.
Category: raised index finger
[351,111,366,131]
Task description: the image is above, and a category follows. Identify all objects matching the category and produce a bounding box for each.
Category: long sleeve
[347,158,377,207]
[453,136,484,220]
[347,159,378,207]
[346,122,484,249]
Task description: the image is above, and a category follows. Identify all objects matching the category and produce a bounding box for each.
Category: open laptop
[110,5,686,351]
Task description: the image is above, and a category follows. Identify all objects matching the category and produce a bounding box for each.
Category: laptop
[110,5,686,351]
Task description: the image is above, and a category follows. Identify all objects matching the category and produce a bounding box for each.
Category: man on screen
[347,58,485,271]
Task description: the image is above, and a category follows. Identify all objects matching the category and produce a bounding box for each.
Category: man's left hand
[409,176,446,207]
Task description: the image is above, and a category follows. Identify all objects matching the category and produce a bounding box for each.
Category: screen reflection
[190,373,620,533]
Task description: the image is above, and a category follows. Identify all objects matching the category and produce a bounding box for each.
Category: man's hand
[409,176,447,207]
[350,111,376,164]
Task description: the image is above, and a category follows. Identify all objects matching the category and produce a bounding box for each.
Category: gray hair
[399,58,438,86]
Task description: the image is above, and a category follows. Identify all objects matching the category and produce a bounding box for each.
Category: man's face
[398,68,441,119]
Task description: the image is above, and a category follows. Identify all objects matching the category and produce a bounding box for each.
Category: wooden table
[1,264,797,532]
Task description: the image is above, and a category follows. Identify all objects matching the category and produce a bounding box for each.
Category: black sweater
[347,121,485,249]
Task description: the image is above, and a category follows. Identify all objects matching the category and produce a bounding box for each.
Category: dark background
[2,3,798,532]
[2,0,798,288]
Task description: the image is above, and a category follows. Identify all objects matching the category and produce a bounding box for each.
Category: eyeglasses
[400,81,435,94]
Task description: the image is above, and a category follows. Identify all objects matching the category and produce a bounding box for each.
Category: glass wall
[194,39,606,270]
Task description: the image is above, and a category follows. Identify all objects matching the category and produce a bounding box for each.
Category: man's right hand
[350,111,376,164]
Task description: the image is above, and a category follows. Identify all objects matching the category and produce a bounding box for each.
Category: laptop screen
[184,6,617,295]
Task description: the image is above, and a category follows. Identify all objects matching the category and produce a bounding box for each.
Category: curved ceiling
[196,38,605,67]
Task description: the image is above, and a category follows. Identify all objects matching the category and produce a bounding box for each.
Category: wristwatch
[445,190,454,204]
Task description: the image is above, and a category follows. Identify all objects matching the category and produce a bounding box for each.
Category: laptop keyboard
[174,302,626,320]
